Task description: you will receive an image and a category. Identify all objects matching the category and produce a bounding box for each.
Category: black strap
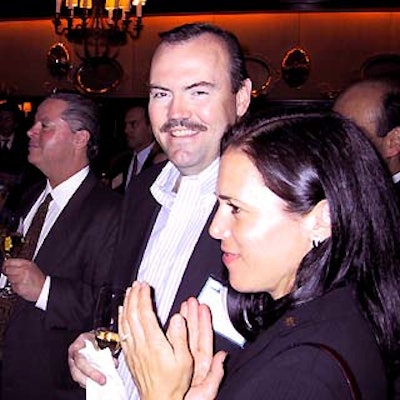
[288,342,362,400]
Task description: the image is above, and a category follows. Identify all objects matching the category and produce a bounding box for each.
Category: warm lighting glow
[23,102,32,116]
[53,0,146,50]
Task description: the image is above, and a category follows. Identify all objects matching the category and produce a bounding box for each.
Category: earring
[312,239,321,249]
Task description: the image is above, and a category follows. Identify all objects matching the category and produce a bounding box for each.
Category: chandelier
[53,0,146,49]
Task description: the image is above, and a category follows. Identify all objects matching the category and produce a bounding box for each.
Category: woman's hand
[179,298,226,400]
[119,281,226,400]
[119,281,194,400]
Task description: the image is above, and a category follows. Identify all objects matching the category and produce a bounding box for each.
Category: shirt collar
[151,158,219,208]
[137,142,154,165]
[43,166,90,209]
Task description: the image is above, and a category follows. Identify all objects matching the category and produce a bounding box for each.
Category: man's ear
[73,129,90,150]
[306,199,331,244]
[382,127,400,158]
[236,78,252,118]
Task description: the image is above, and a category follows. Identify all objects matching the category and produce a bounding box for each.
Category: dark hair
[224,112,400,371]
[377,87,400,137]
[49,92,100,160]
[159,23,249,94]
[0,100,21,116]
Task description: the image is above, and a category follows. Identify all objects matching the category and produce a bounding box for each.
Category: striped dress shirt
[117,158,219,399]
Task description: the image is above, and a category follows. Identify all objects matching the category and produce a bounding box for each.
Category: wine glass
[0,214,24,298]
[93,286,126,357]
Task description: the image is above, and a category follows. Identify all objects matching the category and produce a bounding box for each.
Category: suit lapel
[34,173,97,275]
[111,163,165,288]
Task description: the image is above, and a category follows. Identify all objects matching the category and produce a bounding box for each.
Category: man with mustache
[68,22,252,399]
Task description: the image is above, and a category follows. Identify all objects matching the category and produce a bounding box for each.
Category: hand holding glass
[93,286,126,357]
[0,215,24,298]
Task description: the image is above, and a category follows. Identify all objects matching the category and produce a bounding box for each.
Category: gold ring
[120,333,130,342]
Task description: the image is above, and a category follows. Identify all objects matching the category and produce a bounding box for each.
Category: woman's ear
[307,199,331,244]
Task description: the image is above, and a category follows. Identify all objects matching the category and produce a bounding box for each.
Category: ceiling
[1,0,400,20]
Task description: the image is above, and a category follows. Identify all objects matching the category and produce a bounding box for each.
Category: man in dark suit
[1,92,121,400]
[107,104,166,193]
[333,78,400,197]
[68,23,253,399]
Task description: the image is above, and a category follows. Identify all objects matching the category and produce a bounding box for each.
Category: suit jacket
[112,161,240,353]
[2,171,122,400]
[217,285,387,399]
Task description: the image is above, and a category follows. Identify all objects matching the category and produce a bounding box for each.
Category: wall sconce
[53,0,146,49]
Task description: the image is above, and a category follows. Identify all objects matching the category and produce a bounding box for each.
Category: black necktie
[18,193,52,260]
[125,153,138,190]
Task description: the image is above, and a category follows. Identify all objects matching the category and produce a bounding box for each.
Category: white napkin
[79,339,128,400]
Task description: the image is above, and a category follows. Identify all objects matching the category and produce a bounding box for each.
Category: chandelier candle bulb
[56,0,62,14]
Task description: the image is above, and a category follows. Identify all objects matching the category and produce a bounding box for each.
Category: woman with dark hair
[119,113,400,399]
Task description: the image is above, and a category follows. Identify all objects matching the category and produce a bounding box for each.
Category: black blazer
[112,161,240,353]
[217,285,387,399]
[2,172,122,400]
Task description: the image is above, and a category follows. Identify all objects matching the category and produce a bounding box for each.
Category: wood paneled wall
[0,11,400,99]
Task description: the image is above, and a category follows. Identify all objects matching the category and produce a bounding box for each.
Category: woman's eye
[228,202,240,215]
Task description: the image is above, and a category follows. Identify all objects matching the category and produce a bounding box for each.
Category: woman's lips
[222,251,239,266]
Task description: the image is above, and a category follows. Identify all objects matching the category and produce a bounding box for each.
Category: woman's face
[209,148,313,299]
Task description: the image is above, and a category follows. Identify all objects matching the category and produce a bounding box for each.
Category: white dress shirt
[24,166,90,310]
[0,133,14,150]
[117,158,219,399]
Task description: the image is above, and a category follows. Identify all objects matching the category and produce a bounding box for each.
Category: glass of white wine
[0,215,24,298]
[93,286,126,357]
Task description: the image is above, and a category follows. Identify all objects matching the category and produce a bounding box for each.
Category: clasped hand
[119,281,227,400]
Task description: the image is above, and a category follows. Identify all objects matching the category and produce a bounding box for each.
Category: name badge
[197,276,246,348]
[0,274,7,289]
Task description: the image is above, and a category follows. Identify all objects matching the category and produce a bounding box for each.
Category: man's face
[124,107,153,152]
[0,110,17,137]
[27,99,78,176]
[148,33,251,176]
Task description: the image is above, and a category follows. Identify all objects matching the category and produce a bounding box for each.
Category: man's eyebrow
[148,84,169,91]
[148,81,215,91]
[186,81,215,90]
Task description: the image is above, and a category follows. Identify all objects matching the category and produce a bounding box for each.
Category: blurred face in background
[124,106,154,153]
[0,110,18,137]
[148,33,251,176]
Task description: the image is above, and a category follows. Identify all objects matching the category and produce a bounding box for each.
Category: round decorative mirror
[281,47,311,89]
[244,56,275,98]
[75,57,123,95]
[47,42,71,78]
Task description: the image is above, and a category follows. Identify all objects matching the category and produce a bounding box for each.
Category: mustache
[160,118,207,133]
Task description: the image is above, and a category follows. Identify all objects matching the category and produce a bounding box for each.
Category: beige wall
[1,11,400,99]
